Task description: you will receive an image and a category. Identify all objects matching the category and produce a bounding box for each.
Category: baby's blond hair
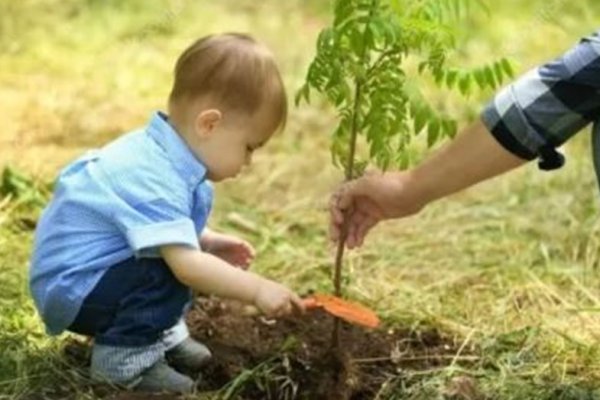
[168,33,287,131]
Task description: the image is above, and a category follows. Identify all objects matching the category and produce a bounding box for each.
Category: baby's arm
[160,245,303,317]
[199,227,216,241]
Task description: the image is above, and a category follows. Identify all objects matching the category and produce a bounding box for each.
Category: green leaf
[298,0,512,176]
[484,65,496,88]
[350,28,364,54]
[369,16,387,44]
[294,85,310,106]
[445,69,458,89]
[433,69,444,85]
[493,61,505,85]
[427,118,440,147]
[458,74,472,96]
[501,58,514,78]
[473,69,486,89]
[442,119,458,138]
[413,105,427,134]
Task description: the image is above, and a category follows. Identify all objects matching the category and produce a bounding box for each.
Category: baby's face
[198,109,275,182]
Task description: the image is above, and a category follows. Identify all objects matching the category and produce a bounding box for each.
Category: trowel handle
[240,297,319,317]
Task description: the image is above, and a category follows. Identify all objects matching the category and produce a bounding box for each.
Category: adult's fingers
[332,210,364,248]
[330,176,378,245]
[329,222,339,244]
[346,211,366,249]
[329,191,344,225]
[329,191,345,243]
[329,202,356,245]
[354,216,378,248]
[246,243,256,259]
[336,181,358,211]
[329,209,342,244]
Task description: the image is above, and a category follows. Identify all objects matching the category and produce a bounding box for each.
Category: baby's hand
[201,231,255,269]
[254,279,305,318]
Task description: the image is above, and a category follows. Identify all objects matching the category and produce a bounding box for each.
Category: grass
[2,0,600,398]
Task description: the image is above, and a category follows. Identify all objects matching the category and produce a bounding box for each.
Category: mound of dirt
[187,297,460,399]
[53,297,465,400]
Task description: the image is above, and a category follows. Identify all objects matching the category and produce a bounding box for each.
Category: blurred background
[1,1,600,398]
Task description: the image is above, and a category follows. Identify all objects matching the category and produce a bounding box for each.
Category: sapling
[297,0,513,347]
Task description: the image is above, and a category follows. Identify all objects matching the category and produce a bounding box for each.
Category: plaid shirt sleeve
[482,30,600,171]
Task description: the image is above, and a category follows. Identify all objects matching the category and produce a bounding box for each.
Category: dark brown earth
[33,297,468,400]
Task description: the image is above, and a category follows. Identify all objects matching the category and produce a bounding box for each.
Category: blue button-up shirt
[30,112,213,335]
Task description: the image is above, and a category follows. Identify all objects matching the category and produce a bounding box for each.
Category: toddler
[30,33,304,394]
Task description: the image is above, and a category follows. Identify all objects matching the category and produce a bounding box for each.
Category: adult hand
[329,170,426,249]
[329,122,528,249]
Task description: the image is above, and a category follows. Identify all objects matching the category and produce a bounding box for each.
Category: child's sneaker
[135,359,195,393]
[166,337,212,371]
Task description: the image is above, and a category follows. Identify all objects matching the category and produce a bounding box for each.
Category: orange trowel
[243,293,380,329]
[302,293,380,329]
[242,294,380,328]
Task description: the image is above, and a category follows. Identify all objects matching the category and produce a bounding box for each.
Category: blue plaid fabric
[482,30,600,172]
[30,111,213,335]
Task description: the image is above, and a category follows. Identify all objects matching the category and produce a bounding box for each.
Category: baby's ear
[195,109,222,138]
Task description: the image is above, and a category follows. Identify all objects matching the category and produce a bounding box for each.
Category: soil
[44,297,466,400]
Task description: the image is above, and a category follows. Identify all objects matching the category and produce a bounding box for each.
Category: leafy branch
[297,0,513,348]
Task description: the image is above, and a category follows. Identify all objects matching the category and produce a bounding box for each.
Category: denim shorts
[68,256,191,347]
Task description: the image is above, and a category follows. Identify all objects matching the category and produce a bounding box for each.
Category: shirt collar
[147,111,207,187]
